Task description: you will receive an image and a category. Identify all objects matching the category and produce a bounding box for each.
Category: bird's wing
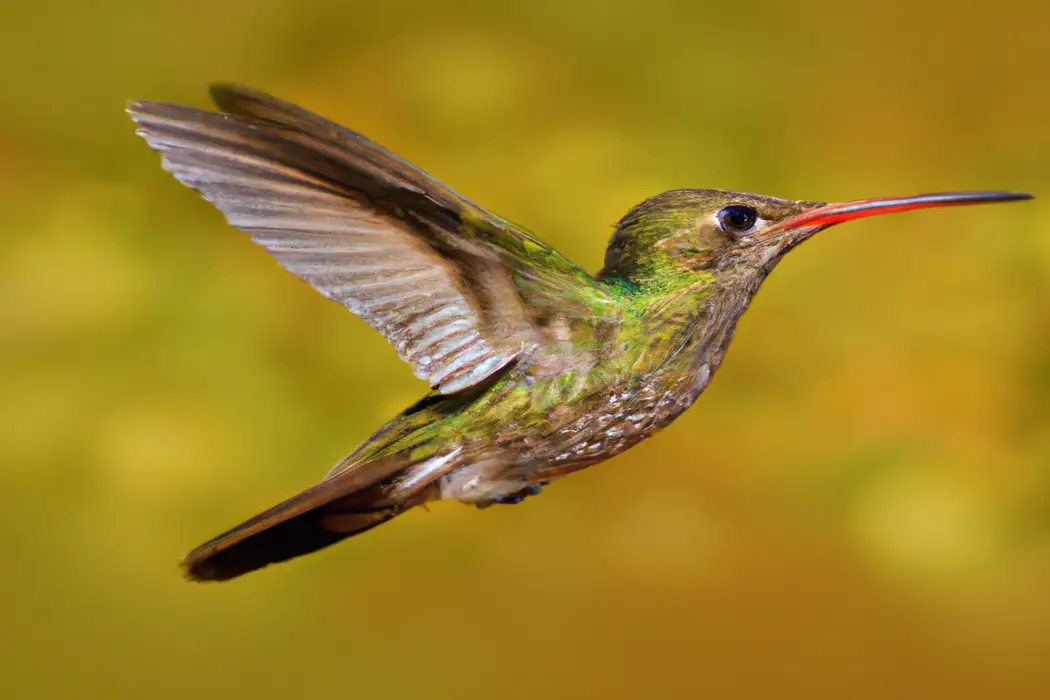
[129,85,615,394]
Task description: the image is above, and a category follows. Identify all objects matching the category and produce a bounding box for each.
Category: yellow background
[2,1,1049,698]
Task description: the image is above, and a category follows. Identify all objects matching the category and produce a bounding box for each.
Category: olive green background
[2,1,1049,698]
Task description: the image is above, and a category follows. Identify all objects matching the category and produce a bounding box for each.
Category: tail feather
[182,453,436,582]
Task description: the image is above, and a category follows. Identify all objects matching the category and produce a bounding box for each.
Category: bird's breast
[522,359,715,468]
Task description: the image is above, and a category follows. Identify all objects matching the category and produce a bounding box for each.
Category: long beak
[778,191,1033,231]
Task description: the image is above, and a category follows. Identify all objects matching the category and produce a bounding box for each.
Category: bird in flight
[128,85,1032,581]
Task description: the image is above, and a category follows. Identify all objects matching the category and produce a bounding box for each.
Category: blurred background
[2,1,1049,698]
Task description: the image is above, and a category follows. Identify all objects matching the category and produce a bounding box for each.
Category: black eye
[717,205,758,234]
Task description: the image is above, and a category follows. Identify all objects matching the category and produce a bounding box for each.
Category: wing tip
[125,100,159,124]
[127,83,260,118]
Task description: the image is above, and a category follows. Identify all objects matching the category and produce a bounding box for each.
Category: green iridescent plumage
[128,85,1032,581]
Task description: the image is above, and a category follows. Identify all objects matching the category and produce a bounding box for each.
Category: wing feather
[129,85,619,393]
[129,100,521,393]
[206,85,618,322]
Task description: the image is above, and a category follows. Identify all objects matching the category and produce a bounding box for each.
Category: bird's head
[600,188,1032,289]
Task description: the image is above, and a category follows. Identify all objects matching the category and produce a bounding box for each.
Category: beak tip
[783,190,1035,230]
[987,191,1035,202]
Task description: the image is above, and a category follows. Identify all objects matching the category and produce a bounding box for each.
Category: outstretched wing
[205,85,614,321]
[129,85,614,394]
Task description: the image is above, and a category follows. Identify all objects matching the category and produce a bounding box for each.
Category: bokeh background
[2,1,1049,698]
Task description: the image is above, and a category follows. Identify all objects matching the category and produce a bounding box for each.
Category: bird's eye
[717,205,758,234]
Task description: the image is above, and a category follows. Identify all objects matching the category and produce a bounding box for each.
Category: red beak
[779,191,1033,231]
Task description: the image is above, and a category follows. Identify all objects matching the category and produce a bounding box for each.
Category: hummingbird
[128,85,1032,582]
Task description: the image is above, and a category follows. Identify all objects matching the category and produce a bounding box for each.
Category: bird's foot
[477,482,548,509]
[492,482,544,505]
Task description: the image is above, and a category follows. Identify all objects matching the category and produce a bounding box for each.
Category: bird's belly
[438,370,706,505]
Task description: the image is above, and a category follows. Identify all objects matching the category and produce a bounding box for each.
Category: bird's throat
[617,265,766,407]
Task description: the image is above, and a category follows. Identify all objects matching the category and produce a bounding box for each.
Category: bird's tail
[182,450,454,582]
